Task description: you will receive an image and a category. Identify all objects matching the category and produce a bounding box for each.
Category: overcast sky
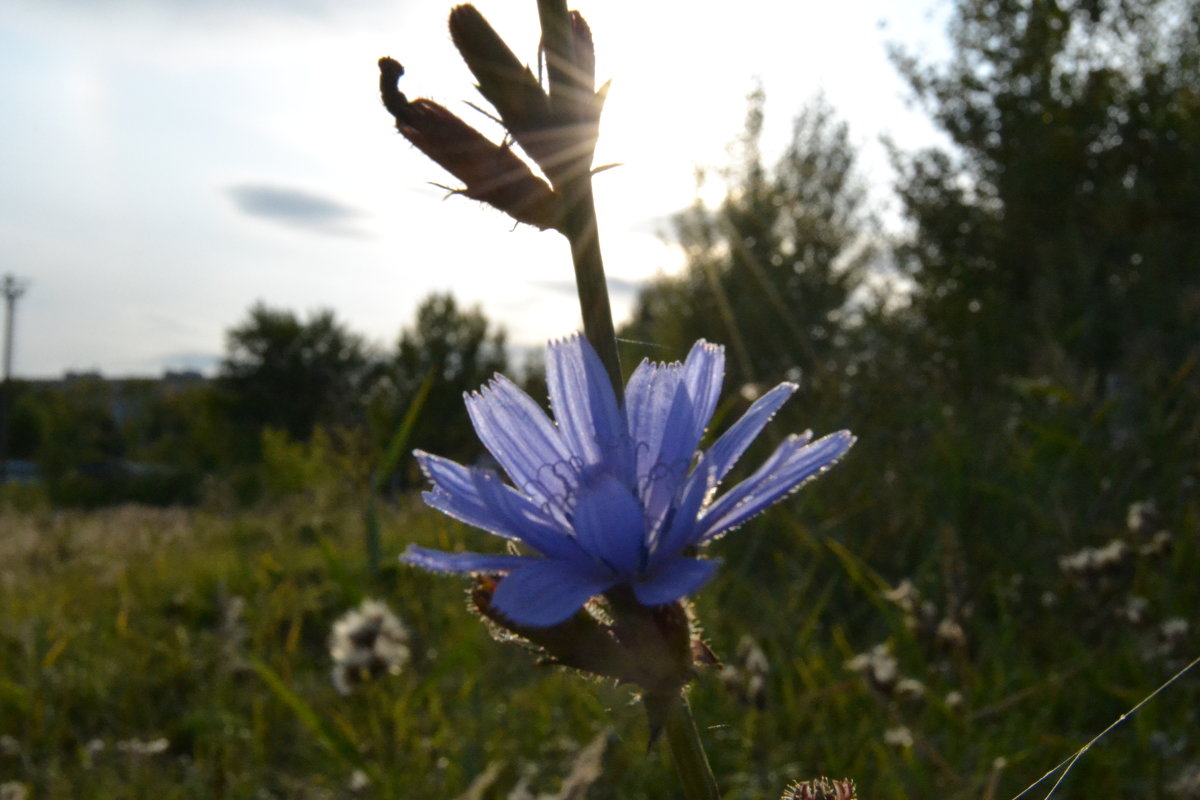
[1,0,950,378]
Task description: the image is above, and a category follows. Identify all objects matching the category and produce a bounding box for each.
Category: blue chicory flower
[402,335,854,627]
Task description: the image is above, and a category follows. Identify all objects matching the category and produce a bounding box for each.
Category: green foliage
[1,293,512,508]
[605,4,1200,797]
[4,377,219,508]
[890,0,1200,392]
[219,303,375,458]
[3,2,1198,797]
[259,427,337,500]
[369,293,508,485]
[0,485,1195,799]
[623,90,875,391]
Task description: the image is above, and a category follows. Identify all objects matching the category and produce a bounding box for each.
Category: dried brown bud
[449,5,554,164]
[569,11,595,93]
[470,575,642,683]
[782,777,859,800]
[378,57,562,230]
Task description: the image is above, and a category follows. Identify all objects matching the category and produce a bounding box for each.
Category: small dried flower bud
[116,737,170,757]
[1138,529,1173,558]
[895,677,927,703]
[846,643,898,694]
[378,57,562,231]
[1167,763,1200,799]
[569,11,595,93]
[448,5,554,164]
[936,618,968,652]
[1058,538,1134,593]
[471,575,642,684]
[782,777,859,800]
[883,726,915,750]
[1118,595,1150,625]
[720,635,770,708]
[1157,618,1190,654]
[329,598,410,695]
[883,579,920,615]
[1126,500,1162,537]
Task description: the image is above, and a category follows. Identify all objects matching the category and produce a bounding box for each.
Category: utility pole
[0,274,29,485]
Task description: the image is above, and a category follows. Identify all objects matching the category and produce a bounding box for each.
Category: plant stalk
[536,0,623,400]
[562,181,623,400]
[664,693,722,800]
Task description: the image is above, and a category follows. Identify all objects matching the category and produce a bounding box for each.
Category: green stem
[536,0,623,399]
[562,180,623,401]
[663,694,722,800]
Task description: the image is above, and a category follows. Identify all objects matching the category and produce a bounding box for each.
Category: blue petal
[470,467,592,562]
[632,556,719,607]
[645,378,698,523]
[401,544,530,574]
[697,430,855,541]
[704,382,798,485]
[465,375,576,516]
[679,340,724,444]
[546,335,632,482]
[625,362,696,519]
[572,473,646,575]
[490,559,617,627]
[626,342,725,526]
[418,453,577,559]
[648,460,715,569]
[625,357,684,480]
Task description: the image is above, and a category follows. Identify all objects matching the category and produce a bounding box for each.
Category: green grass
[0,477,1196,799]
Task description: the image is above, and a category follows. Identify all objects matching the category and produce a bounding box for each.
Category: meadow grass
[0,476,1195,799]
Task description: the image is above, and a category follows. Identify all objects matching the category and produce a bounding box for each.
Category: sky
[0,0,951,378]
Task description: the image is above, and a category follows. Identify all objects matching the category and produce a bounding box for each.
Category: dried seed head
[449,5,553,160]
[1126,500,1162,538]
[782,777,858,800]
[329,598,410,695]
[846,643,898,694]
[378,57,562,230]
[883,726,915,750]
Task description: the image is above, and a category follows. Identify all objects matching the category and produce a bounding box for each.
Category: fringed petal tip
[463,374,506,404]
[826,429,857,454]
[696,429,857,542]
[546,332,585,351]
[687,339,723,359]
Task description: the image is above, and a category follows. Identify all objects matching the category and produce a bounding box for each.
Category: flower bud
[471,575,640,682]
[378,57,562,231]
[449,6,550,149]
[782,777,859,800]
[569,11,595,94]
[469,575,704,698]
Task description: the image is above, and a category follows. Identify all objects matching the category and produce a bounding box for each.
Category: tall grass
[1,435,1195,800]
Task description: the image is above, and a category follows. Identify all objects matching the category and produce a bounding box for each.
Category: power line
[0,274,30,485]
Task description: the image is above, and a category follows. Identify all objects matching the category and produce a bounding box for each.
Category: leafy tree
[219,304,374,457]
[371,293,507,483]
[24,376,130,506]
[5,382,43,461]
[891,0,1200,394]
[622,91,876,391]
[122,380,231,474]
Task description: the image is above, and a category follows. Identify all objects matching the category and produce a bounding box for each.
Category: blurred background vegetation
[1,0,1197,797]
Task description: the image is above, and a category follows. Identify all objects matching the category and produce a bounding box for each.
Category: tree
[372,293,508,482]
[219,304,374,455]
[622,91,876,392]
[891,0,1200,394]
